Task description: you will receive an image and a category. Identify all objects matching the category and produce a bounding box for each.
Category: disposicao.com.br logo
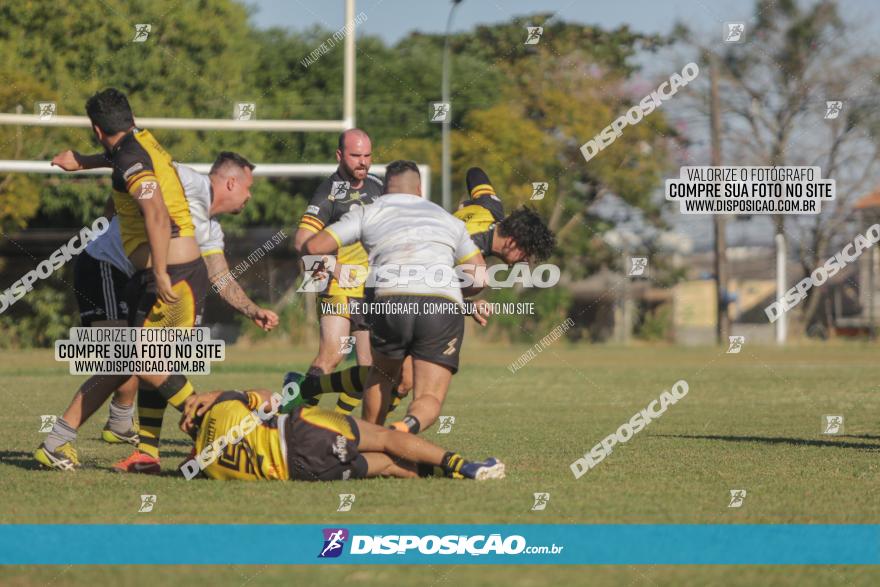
[318,528,564,558]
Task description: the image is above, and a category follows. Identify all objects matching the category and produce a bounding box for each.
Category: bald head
[338,128,370,152]
[336,128,372,184]
[383,160,421,196]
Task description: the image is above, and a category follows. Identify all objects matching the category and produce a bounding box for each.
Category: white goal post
[0,160,431,198]
[0,0,431,198]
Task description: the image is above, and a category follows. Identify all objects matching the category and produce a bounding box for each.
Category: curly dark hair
[85,88,134,135]
[496,206,556,262]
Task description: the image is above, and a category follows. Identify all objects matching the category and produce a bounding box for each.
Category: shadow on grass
[0,450,195,478]
[655,434,880,450]
[0,450,45,470]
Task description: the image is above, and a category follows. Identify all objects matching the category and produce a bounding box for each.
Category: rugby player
[301,160,487,434]
[35,88,207,473]
[393,167,557,413]
[59,152,280,449]
[178,388,505,481]
[71,214,139,445]
[288,129,383,415]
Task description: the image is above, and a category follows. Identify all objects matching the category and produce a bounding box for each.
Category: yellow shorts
[316,294,369,332]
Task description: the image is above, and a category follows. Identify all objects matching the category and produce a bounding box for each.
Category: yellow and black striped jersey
[454,193,504,257]
[298,170,383,297]
[195,391,289,481]
[109,129,195,256]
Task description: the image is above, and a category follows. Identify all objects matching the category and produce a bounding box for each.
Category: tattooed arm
[203,253,279,331]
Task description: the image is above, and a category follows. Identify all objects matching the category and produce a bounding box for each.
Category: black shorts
[125,257,209,328]
[285,406,368,481]
[73,252,129,326]
[369,295,465,374]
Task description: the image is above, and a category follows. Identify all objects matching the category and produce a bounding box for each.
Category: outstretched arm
[51,150,110,171]
[204,253,278,331]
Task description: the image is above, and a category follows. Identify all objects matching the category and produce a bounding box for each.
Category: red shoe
[112,450,161,474]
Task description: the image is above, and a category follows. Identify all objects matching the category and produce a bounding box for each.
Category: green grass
[2,342,880,585]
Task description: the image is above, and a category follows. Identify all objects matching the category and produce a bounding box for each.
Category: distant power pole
[709,53,730,344]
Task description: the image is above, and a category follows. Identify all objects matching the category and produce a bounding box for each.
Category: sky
[249,0,755,43]
[248,0,878,45]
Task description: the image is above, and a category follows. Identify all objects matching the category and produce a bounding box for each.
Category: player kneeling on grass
[178,389,505,481]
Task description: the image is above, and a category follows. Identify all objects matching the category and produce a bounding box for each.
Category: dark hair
[384,160,420,182]
[210,151,255,175]
[496,206,556,262]
[85,88,134,135]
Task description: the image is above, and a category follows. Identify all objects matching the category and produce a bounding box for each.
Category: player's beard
[343,162,368,181]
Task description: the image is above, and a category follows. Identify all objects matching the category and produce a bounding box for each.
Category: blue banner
[1,524,878,565]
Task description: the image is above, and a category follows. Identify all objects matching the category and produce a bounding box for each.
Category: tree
[707,0,880,335]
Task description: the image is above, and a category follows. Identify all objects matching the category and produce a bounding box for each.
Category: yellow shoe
[101,423,139,446]
[34,442,79,471]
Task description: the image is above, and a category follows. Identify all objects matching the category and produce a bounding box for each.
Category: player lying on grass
[178,388,505,481]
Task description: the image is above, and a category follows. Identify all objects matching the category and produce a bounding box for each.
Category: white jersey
[325,193,480,303]
[84,164,225,275]
[175,163,225,256]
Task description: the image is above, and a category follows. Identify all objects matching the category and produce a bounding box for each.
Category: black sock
[440,451,465,477]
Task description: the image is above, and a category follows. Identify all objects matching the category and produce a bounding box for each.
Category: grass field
[2,341,880,585]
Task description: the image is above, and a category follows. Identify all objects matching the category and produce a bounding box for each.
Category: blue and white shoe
[459,457,506,481]
[280,371,308,413]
